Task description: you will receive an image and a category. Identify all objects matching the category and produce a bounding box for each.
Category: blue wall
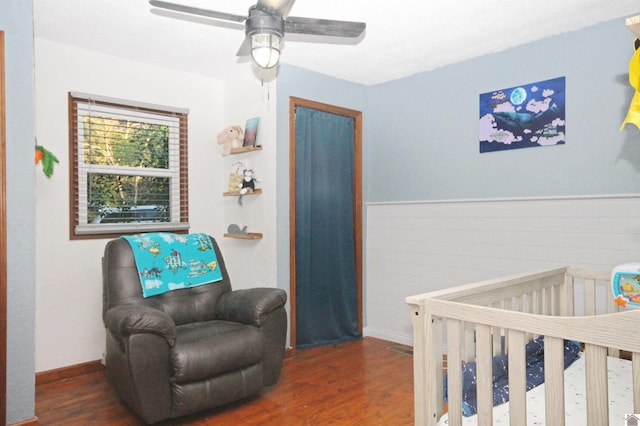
[276,17,640,205]
[275,16,640,342]
[367,18,640,202]
[0,0,37,423]
[0,0,35,423]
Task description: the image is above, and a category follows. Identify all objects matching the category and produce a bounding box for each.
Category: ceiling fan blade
[149,0,246,23]
[236,36,251,57]
[256,0,296,18]
[285,16,366,38]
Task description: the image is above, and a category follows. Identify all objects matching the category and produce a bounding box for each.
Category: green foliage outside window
[84,115,171,224]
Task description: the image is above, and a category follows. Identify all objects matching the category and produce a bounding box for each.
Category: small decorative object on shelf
[237,167,259,206]
[217,125,244,156]
[228,161,246,192]
[227,224,247,234]
[243,117,260,147]
[225,161,262,201]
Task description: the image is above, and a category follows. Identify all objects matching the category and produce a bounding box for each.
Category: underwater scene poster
[479,76,566,153]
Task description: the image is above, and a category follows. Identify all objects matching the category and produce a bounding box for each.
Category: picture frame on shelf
[243,117,260,147]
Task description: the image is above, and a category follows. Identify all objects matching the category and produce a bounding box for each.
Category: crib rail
[406,267,640,426]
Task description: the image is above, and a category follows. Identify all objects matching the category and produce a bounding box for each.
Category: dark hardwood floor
[35,337,414,425]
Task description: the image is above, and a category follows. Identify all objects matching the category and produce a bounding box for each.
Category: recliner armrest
[217,288,287,327]
[104,304,176,346]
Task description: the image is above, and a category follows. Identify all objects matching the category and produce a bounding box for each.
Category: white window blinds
[69,92,190,238]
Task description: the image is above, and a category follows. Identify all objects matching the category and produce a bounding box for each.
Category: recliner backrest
[102,235,232,325]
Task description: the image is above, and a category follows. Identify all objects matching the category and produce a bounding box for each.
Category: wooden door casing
[288,96,363,350]
[0,30,8,425]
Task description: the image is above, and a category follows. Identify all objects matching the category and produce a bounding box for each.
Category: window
[69,92,189,239]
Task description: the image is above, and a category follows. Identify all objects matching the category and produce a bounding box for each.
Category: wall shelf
[224,145,264,241]
[224,232,263,240]
[223,188,262,197]
[229,145,262,155]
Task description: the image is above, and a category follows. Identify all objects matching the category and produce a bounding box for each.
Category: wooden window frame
[68,92,189,240]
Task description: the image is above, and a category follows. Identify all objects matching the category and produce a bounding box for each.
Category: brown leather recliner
[102,235,287,424]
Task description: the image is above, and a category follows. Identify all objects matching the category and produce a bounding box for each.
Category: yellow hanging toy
[621,37,640,130]
[34,145,59,178]
[620,15,640,130]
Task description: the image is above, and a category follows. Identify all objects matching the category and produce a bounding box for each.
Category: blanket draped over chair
[444,336,582,416]
[122,232,222,298]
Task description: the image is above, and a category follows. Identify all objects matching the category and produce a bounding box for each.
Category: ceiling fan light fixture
[251,32,281,68]
[150,0,367,72]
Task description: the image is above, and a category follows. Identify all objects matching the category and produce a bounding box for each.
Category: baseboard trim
[35,359,103,386]
[363,327,413,346]
[8,416,38,426]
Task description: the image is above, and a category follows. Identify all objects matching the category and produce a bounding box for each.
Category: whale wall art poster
[479,76,566,153]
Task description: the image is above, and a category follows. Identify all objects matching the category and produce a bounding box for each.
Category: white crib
[406,266,640,426]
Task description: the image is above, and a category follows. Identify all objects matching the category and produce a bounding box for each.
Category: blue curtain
[295,106,361,348]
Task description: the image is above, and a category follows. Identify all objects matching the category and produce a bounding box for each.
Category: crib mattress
[437,355,633,425]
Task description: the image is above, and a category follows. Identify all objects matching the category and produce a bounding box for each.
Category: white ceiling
[34,0,640,86]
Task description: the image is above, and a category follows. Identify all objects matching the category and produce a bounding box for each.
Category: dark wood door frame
[288,96,363,351]
[0,30,8,425]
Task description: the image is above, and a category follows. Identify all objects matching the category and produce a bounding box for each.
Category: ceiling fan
[149,0,366,69]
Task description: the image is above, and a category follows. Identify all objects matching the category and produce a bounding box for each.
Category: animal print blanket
[122,233,222,298]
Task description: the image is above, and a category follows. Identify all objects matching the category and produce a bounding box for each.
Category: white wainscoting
[364,194,640,346]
